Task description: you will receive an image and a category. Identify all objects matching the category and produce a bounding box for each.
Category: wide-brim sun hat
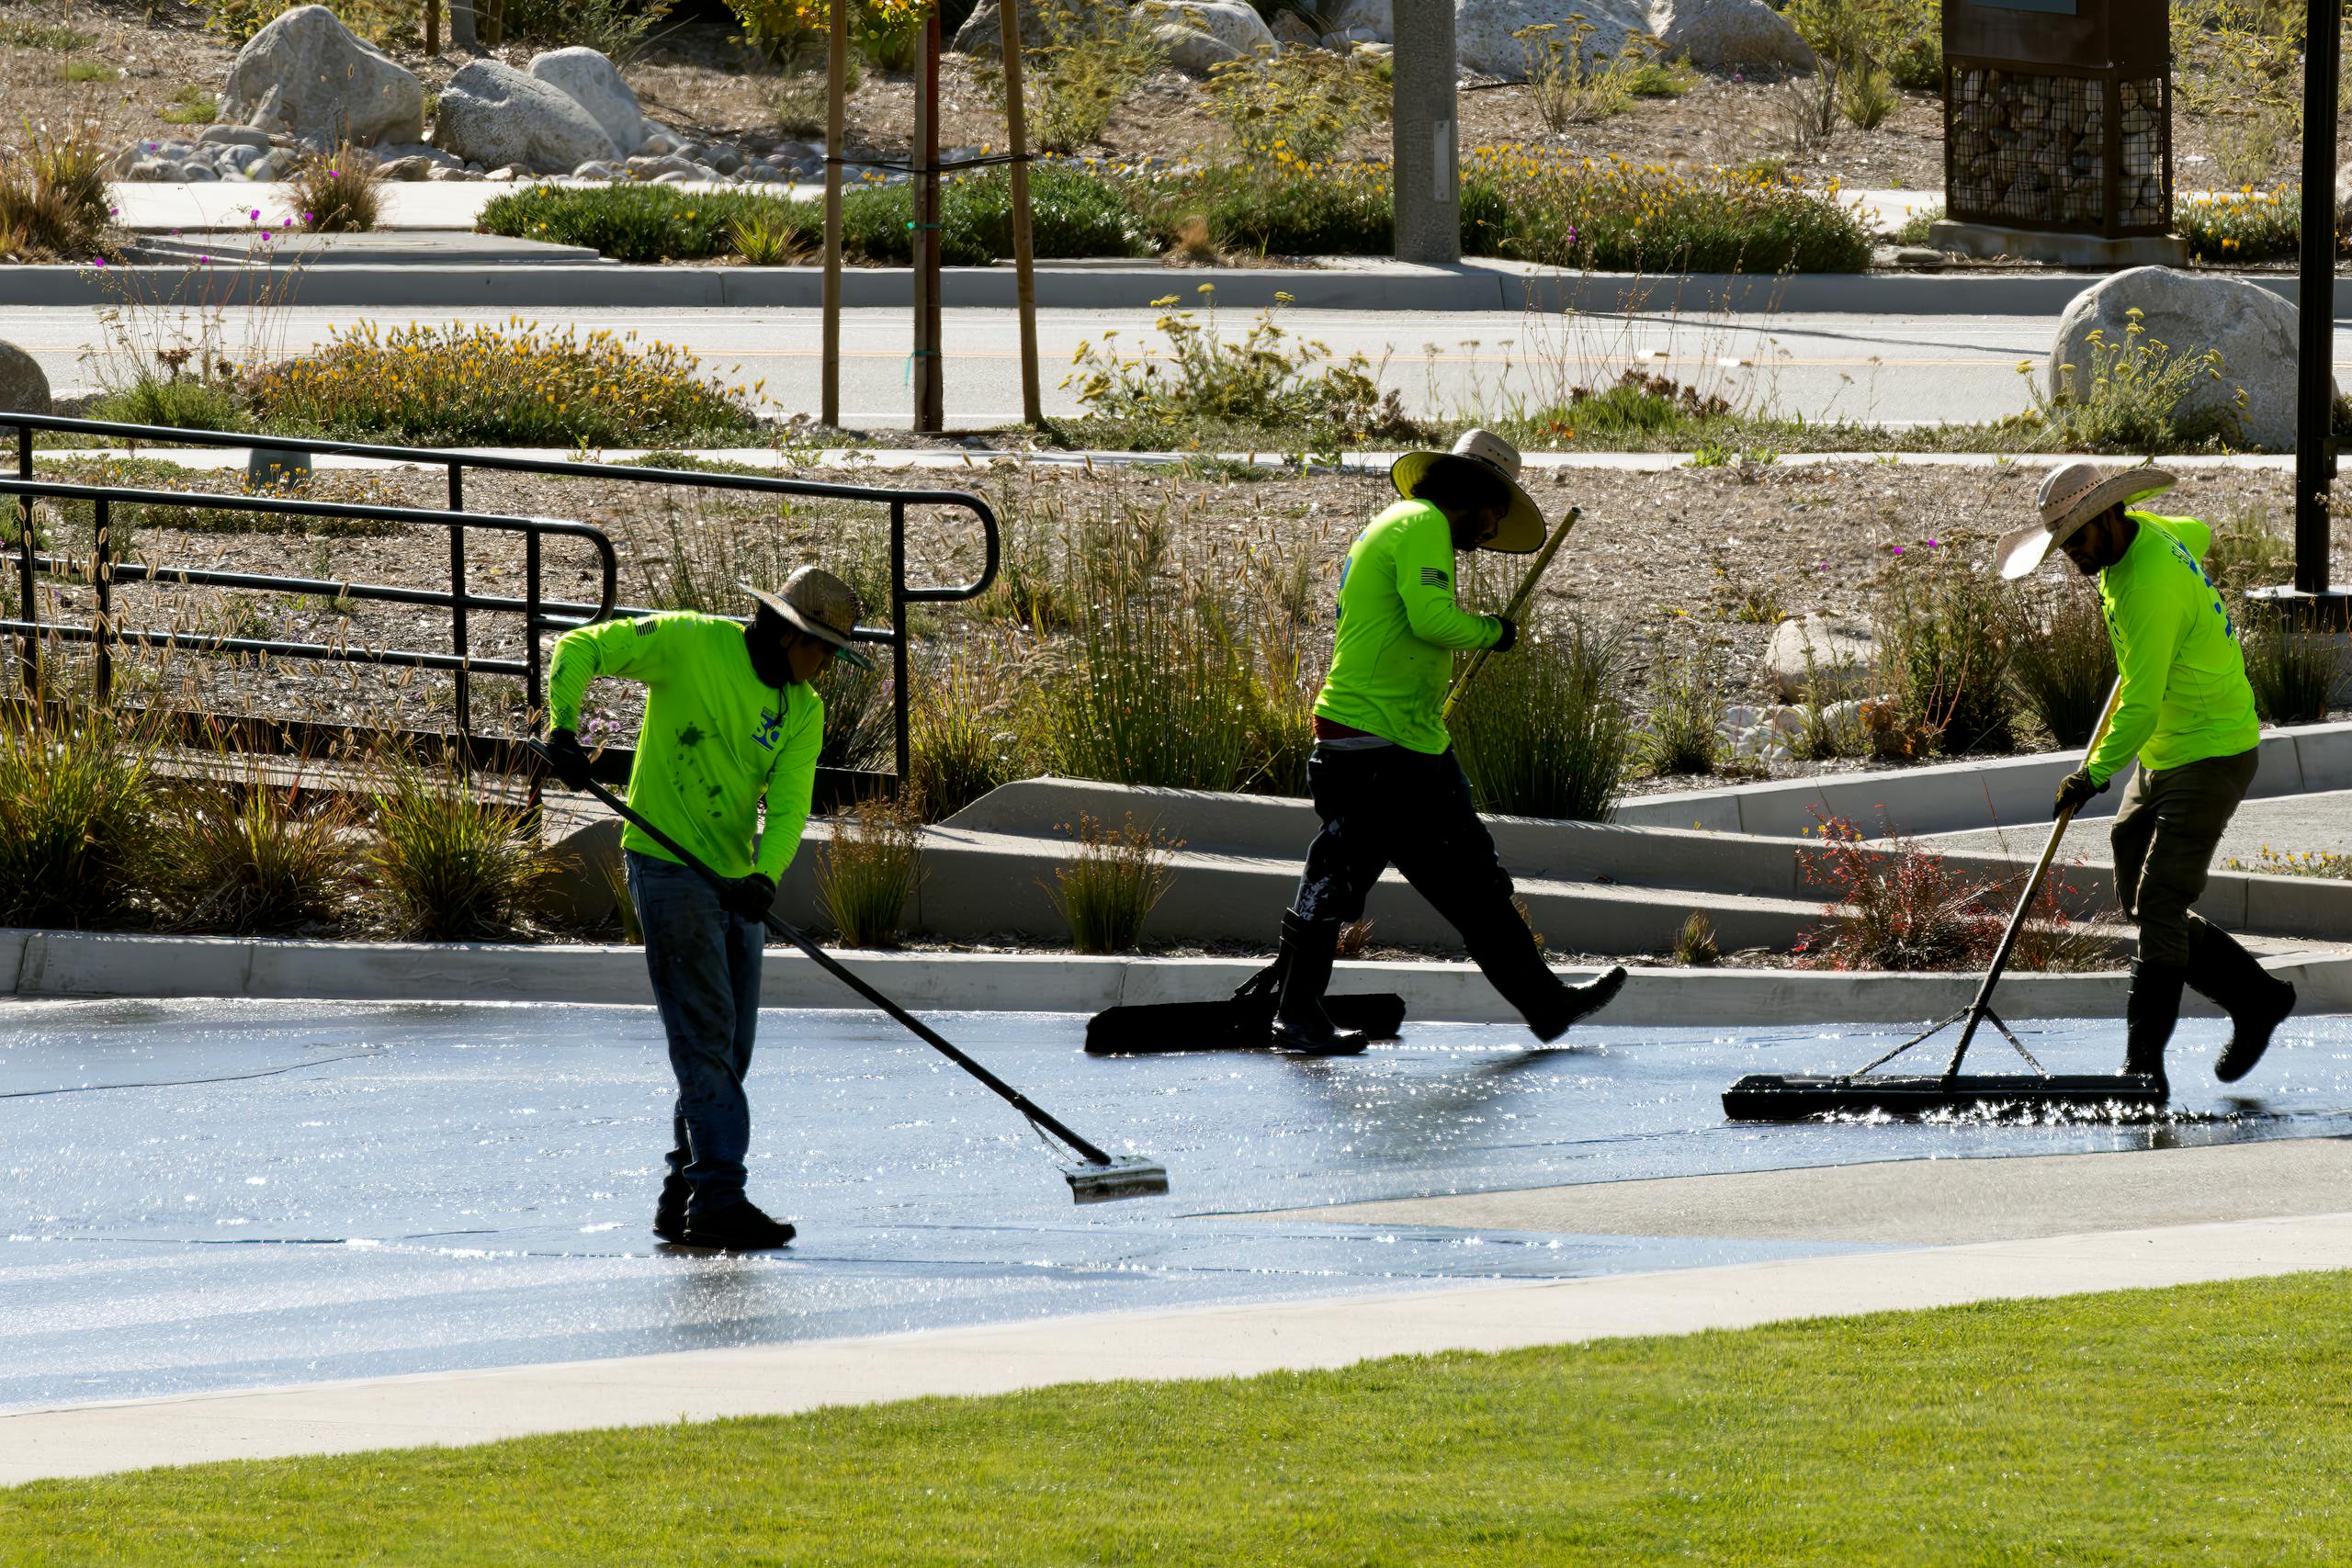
[1391,428,1547,553]
[1996,460,2177,580]
[746,566,874,669]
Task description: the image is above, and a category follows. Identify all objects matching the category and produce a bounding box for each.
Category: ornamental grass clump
[1045,812,1180,954]
[1642,641,1720,777]
[0,123,111,261]
[2009,583,2118,747]
[0,700,159,930]
[909,642,1027,820]
[816,792,922,947]
[244,321,763,447]
[364,752,548,942]
[283,141,381,234]
[1871,536,2023,758]
[815,657,895,773]
[160,753,356,934]
[2241,604,2340,725]
[1794,814,2114,973]
[1451,616,1634,821]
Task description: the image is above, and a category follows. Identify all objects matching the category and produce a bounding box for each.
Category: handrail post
[92,494,111,703]
[14,424,34,695]
[525,526,544,719]
[891,500,910,793]
[447,463,471,751]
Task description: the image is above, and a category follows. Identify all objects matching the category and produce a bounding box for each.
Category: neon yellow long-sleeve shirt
[547,612,823,880]
[2085,512,2260,785]
[1312,499,1504,755]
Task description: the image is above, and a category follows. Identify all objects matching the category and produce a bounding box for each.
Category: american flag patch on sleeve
[1420,567,1449,587]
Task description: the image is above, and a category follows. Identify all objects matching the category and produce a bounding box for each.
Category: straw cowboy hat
[746,567,874,669]
[1997,461,2177,580]
[1391,429,1547,553]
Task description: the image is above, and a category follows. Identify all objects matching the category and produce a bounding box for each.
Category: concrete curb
[9,1206,2352,1482]
[6,928,2346,1023]
[5,260,2338,315]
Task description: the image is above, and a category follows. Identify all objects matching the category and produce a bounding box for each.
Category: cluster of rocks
[951,0,1805,80]
[1948,69,2168,231]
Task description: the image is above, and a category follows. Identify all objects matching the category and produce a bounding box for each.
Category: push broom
[1082,507,1583,1055]
[1722,679,2166,1120]
[529,741,1170,1203]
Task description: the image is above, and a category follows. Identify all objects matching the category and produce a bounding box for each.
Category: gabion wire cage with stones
[1941,0,2173,239]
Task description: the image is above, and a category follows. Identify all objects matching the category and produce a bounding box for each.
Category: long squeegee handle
[1442,506,1581,723]
[1943,676,2128,1077]
[528,742,1118,1168]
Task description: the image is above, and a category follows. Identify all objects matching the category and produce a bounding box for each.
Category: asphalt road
[18,302,2327,434]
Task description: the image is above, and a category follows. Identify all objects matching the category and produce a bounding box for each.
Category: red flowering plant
[1792,811,2117,973]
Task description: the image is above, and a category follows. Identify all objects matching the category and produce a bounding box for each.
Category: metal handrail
[4,412,1003,786]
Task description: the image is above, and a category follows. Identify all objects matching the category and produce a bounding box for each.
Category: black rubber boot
[1527,965,1632,1043]
[652,1168,688,1243]
[2123,958,2187,1098]
[2188,923,2297,1084]
[1459,908,1630,1044]
[1269,910,1369,1056]
[678,1199,797,1252]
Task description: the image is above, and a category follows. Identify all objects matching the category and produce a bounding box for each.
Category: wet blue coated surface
[5,998,2350,1414]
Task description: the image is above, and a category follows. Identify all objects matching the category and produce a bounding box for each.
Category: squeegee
[1081,509,1584,1056]
[531,743,1169,1203]
[1723,682,2166,1122]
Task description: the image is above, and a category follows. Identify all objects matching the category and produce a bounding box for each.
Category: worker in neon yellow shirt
[1275,430,1626,1053]
[542,569,866,1251]
[2000,462,2293,1094]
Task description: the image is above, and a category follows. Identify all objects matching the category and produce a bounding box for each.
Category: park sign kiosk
[1933,0,2187,266]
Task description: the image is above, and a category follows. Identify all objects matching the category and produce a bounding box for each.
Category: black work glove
[542,728,595,791]
[2052,768,2108,820]
[719,873,775,922]
[1490,615,1519,654]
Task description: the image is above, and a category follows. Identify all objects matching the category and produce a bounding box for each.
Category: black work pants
[1293,744,1562,1024]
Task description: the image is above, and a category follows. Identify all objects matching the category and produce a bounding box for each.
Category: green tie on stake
[1442,506,1581,723]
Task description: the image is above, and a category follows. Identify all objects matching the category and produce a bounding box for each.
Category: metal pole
[821,0,847,428]
[15,425,35,694]
[2296,0,2340,596]
[912,5,944,433]
[92,494,110,703]
[997,0,1043,426]
[1389,0,1460,265]
[891,500,910,788]
[447,463,470,746]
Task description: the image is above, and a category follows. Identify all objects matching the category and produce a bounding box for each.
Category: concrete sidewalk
[6,1144,2350,1484]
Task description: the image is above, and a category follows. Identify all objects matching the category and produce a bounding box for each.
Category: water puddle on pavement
[5,997,2348,1411]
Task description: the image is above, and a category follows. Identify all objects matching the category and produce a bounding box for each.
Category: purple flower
[1923,537,1939,547]
[1890,544,1904,555]
[89,256,107,268]
[326,170,340,179]
[250,209,261,221]
[302,211,314,223]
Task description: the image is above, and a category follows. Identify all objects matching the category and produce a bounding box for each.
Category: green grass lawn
[6,1271,2348,1563]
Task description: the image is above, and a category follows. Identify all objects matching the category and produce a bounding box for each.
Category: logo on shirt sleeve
[1420,567,1450,588]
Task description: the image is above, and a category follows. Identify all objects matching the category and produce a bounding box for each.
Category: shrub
[1838,62,1896,130]
[816,793,922,946]
[0,703,158,930]
[1206,45,1389,165]
[1063,288,1415,453]
[161,756,356,934]
[2242,605,2339,725]
[1513,19,1652,130]
[1892,202,1943,246]
[479,184,796,265]
[245,321,763,446]
[1524,368,1731,446]
[729,209,810,266]
[2010,584,2118,747]
[284,141,381,234]
[975,0,1167,154]
[910,643,1026,819]
[0,125,111,262]
[1452,617,1634,821]
[1045,812,1179,953]
[2177,188,2300,264]
[2204,503,2295,597]
[1872,537,2022,757]
[2031,310,2243,454]
[1461,149,1872,273]
[85,375,246,432]
[1794,814,2115,973]
[364,753,548,942]
[1170,160,1392,257]
[1627,55,1699,97]
[201,0,418,45]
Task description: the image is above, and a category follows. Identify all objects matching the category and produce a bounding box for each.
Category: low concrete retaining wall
[5,928,2344,1026]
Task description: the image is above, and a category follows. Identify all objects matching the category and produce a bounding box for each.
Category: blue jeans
[628,850,764,1217]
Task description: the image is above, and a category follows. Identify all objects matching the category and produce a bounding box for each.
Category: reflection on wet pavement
[5,998,2348,1413]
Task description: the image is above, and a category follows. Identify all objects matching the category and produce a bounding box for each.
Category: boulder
[1272,8,1323,48]
[1153,23,1246,70]
[1650,0,1810,71]
[526,47,648,156]
[1325,0,1392,39]
[0,341,51,415]
[433,60,620,175]
[219,5,424,147]
[1453,0,1652,81]
[1761,613,1875,700]
[2049,266,2329,452]
[951,0,1086,54]
[1150,0,1276,57]
[198,125,272,152]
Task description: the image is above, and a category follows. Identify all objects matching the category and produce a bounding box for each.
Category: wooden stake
[820,0,847,428]
[997,0,1042,426]
[425,0,439,55]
